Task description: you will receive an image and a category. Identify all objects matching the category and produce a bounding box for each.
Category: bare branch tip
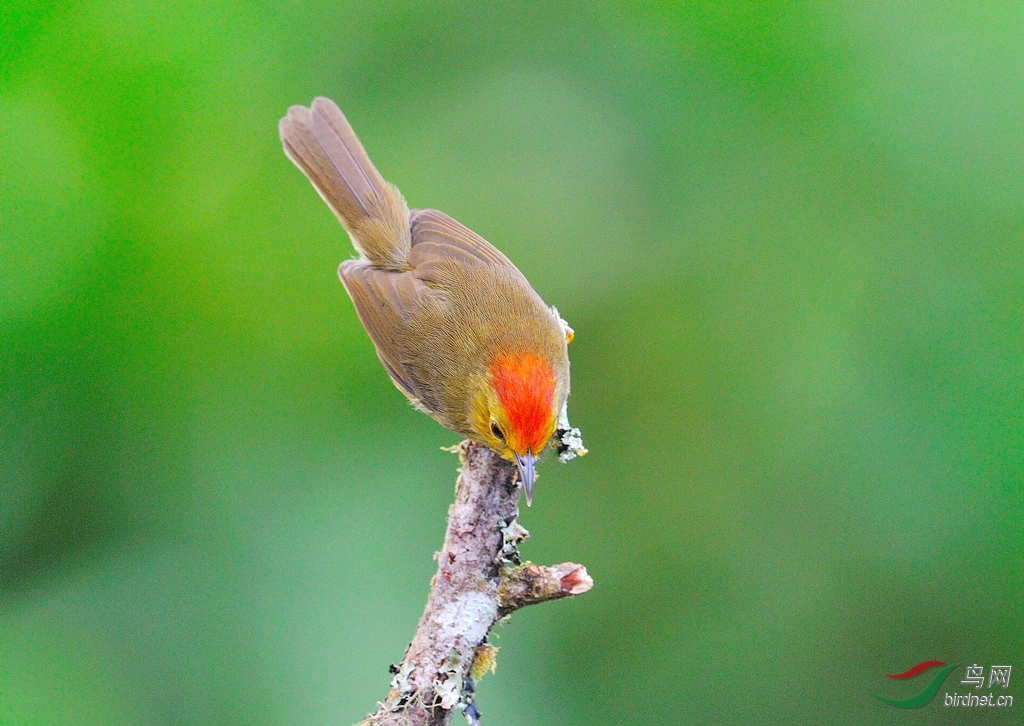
[558,564,593,596]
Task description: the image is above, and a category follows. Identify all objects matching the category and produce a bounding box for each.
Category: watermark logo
[874,660,959,709]
[874,661,1013,709]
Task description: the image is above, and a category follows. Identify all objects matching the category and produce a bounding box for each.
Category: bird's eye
[490,421,505,441]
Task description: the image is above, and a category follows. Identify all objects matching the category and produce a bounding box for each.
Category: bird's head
[471,351,560,506]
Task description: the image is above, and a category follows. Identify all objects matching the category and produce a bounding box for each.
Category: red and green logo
[874,660,959,708]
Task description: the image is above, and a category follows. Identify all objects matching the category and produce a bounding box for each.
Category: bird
[279,97,581,504]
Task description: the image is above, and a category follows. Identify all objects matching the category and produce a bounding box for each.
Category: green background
[1,2,1021,724]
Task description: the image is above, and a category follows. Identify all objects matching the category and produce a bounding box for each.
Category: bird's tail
[280,97,411,271]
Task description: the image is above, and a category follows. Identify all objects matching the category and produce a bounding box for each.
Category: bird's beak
[514,450,536,506]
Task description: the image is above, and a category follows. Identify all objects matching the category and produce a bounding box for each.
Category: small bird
[279,97,581,504]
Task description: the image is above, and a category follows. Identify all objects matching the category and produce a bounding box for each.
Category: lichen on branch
[359,441,592,726]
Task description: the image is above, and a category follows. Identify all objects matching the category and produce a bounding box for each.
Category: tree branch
[359,441,592,726]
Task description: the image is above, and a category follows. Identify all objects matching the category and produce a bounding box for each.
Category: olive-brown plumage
[279,97,573,503]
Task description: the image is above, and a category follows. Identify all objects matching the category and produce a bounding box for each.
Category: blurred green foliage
[2,2,1022,724]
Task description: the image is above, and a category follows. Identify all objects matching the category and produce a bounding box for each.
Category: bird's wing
[338,209,520,415]
[338,259,440,412]
[408,209,520,274]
